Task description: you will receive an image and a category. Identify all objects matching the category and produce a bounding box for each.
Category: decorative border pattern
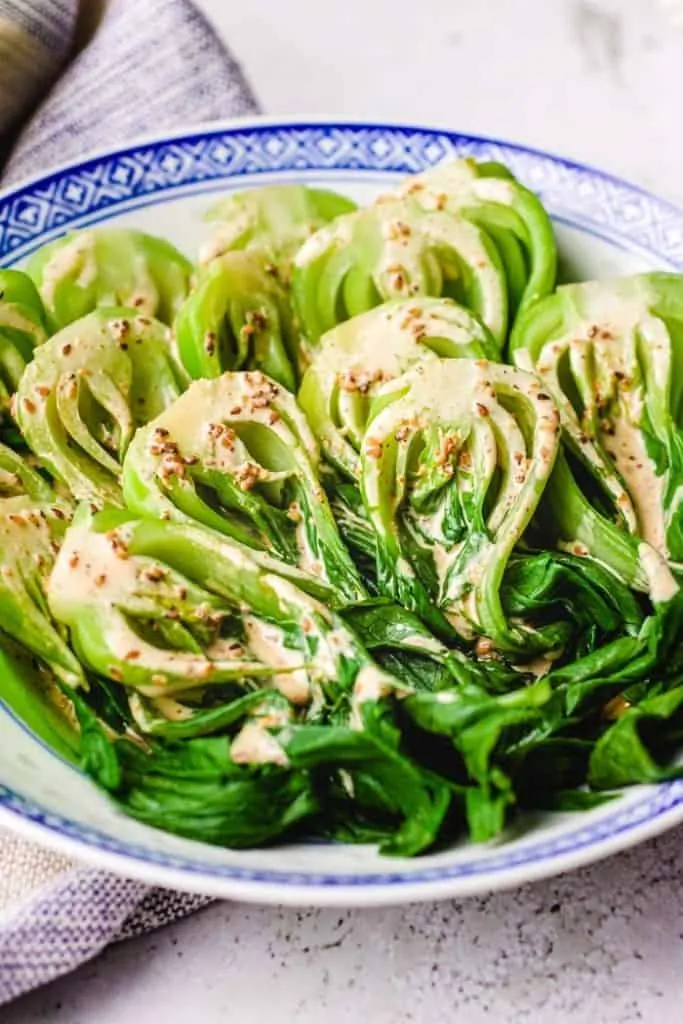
[3,122,683,265]
[2,120,683,891]
[1,778,682,886]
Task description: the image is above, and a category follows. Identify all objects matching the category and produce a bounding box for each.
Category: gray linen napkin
[0,0,259,1003]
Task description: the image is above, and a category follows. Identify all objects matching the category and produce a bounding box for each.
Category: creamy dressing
[432,540,455,593]
[305,625,359,684]
[364,362,557,474]
[48,520,140,609]
[325,627,358,658]
[472,178,517,205]
[150,696,195,722]
[243,615,310,703]
[204,637,248,660]
[353,664,394,703]
[572,282,655,340]
[396,160,516,209]
[143,375,320,473]
[607,413,665,552]
[557,539,590,558]
[198,208,253,265]
[531,282,673,558]
[513,349,535,374]
[513,650,562,680]
[363,360,559,641]
[395,556,416,580]
[231,571,336,697]
[320,297,493,394]
[230,722,289,766]
[0,499,56,557]
[104,615,263,693]
[323,304,439,382]
[255,702,292,730]
[349,664,398,729]
[48,521,269,691]
[399,631,445,656]
[444,608,476,640]
[40,232,98,307]
[638,543,679,603]
[294,215,355,267]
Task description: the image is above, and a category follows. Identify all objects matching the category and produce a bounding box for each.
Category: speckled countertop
[7,828,683,1023]
[6,1,683,1020]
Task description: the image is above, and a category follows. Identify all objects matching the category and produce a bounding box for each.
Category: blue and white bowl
[1,118,682,905]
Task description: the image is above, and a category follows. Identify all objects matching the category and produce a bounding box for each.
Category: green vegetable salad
[2,168,682,857]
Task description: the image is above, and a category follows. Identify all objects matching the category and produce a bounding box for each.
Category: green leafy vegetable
[298,296,498,478]
[286,704,453,856]
[511,274,683,598]
[292,196,509,349]
[341,598,458,690]
[589,686,683,789]
[0,496,83,688]
[500,549,645,663]
[27,228,193,331]
[81,719,320,848]
[16,308,186,505]
[49,504,386,713]
[359,359,561,651]
[401,681,551,840]
[0,269,48,421]
[174,251,298,389]
[122,371,366,601]
[199,183,357,276]
[389,157,557,320]
[1,162,682,861]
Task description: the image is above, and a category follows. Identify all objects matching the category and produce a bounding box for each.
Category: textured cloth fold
[0,0,78,134]
[3,0,258,182]
[0,867,211,1004]
[0,0,260,1004]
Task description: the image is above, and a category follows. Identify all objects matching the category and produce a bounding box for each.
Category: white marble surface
[7,0,683,1020]
[206,0,683,205]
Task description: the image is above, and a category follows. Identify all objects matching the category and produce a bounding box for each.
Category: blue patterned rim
[1,778,682,887]
[3,120,683,265]
[1,119,682,892]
